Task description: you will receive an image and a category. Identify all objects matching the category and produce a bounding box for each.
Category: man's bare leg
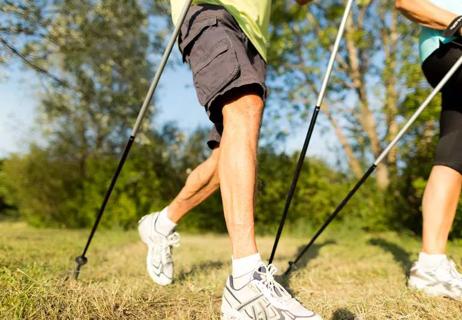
[167,147,220,223]
[139,147,220,285]
[219,93,264,259]
[218,92,323,320]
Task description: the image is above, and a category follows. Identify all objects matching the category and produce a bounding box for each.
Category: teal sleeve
[419,27,455,62]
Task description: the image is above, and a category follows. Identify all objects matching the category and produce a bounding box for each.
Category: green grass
[1,222,461,319]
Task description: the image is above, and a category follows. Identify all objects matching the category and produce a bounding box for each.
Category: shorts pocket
[181,21,240,106]
[192,31,240,105]
[179,17,218,59]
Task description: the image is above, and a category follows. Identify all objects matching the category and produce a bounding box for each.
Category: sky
[0,66,40,156]
[0,46,337,164]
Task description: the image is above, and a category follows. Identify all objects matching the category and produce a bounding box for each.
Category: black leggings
[422,39,462,174]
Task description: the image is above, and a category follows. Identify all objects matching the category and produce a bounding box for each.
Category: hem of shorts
[206,77,267,110]
[205,78,267,150]
[207,140,220,150]
[433,161,462,174]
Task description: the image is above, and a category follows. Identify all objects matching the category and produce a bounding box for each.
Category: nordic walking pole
[284,54,462,276]
[73,0,192,280]
[268,0,355,265]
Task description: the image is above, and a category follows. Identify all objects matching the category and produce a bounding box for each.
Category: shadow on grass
[276,240,336,292]
[368,237,412,276]
[177,260,224,282]
[290,239,337,271]
[331,308,358,320]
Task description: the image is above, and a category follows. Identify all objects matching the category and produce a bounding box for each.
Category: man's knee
[222,94,264,124]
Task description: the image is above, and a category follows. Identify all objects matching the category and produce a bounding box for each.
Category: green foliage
[0,160,18,219]
[1,129,181,229]
[253,148,390,235]
[255,150,349,234]
[3,147,83,227]
[1,135,390,234]
[263,0,462,240]
[0,0,171,229]
[1,0,189,230]
[0,0,66,84]
[179,193,226,234]
[1,0,461,240]
[40,0,153,151]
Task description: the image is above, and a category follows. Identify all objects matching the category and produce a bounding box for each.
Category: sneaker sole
[221,300,323,320]
[221,312,245,320]
[408,278,462,301]
[220,303,246,320]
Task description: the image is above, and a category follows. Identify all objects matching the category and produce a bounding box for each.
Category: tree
[0,0,66,83]
[1,0,174,228]
[267,0,439,189]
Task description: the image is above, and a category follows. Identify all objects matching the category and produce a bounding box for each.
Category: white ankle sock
[232,253,262,279]
[418,252,446,269]
[154,207,176,236]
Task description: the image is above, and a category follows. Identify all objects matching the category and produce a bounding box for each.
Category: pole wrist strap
[443,16,462,37]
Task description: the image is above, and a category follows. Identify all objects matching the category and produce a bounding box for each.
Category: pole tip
[75,255,88,266]
[284,261,295,276]
[73,255,88,280]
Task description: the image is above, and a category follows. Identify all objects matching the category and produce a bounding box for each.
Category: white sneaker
[138,212,180,286]
[408,257,462,300]
[221,264,322,320]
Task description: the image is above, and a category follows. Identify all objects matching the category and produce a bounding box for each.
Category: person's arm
[395,0,461,34]
[296,0,313,5]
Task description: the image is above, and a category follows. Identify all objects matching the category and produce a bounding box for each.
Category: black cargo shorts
[178,4,267,149]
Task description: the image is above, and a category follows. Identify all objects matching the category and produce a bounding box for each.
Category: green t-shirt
[419,0,462,62]
[170,0,271,62]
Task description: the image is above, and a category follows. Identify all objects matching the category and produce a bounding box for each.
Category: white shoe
[221,264,322,320]
[138,212,180,286]
[408,257,462,300]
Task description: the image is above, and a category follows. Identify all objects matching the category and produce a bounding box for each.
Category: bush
[3,139,458,238]
[0,160,18,219]
[254,149,390,235]
[1,143,181,229]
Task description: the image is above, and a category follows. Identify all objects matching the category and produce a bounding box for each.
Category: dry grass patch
[1,222,461,319]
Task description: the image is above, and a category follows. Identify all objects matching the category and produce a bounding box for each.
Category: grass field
[1,222,462,319]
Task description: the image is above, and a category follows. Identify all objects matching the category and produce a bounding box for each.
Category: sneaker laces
[447,259,462,282]
[438,258,462,289]
[166,232,181,247]
[155,232,180,264]
[256,264,293,303]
